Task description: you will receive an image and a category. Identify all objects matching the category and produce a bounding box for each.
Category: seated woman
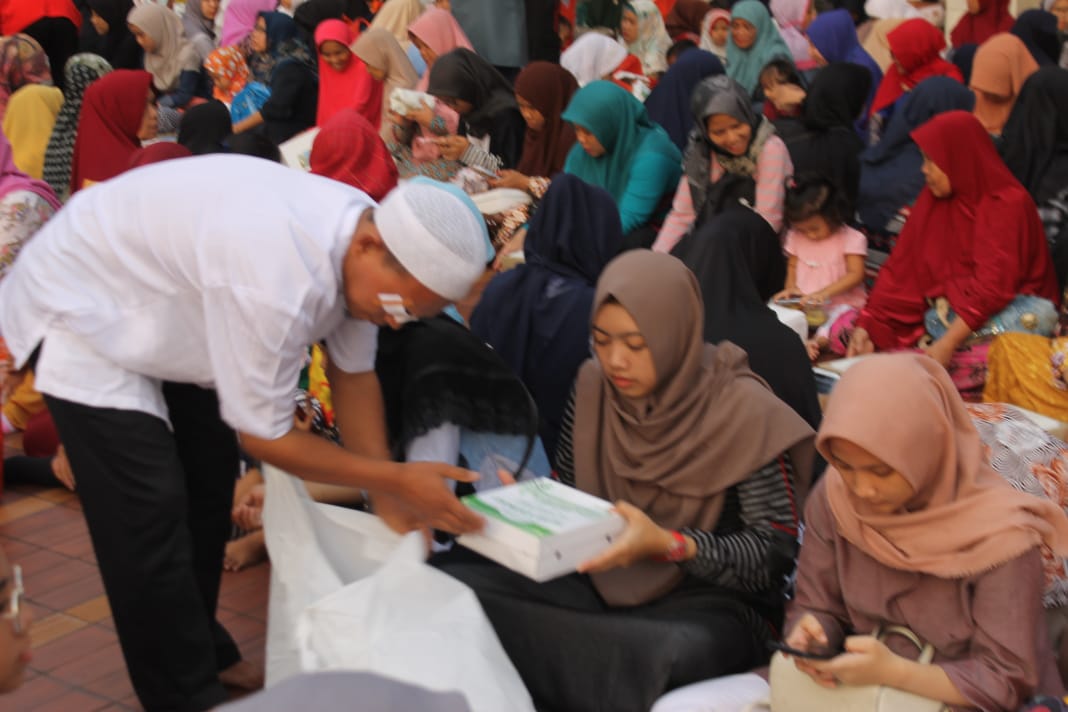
[1000,67,1068,288]
[845,111,1059,395]
[232,12,318,145]
[868,18,963,122]
[314,19,379,128]
[308,108,398,202]
[183,0,221,59]
[560,31,644,89]
[352,28,418,141]
[126,4,210,110]
[620,0,672,80]
[653,75,791,253]
[970,33,1037,138]
[0,35,52,121]
[673,207,822,429]
[725,0,793,96]
[426,48,526,173]
[3,85,63,181]
[470,173,620,465]
[561,80,681,248]
[951,0,1014,48]
[653,353,1068,712]
[389,6,470,181]
[645,49,724,152]
[769,0,816,68]
[773,62,870,216]
[177,100,233,155]
[806,8,882,127]
[219,0,277,48]
[70,69,157,193]
[857,76,974,242]
[203,46,250,105]
[86,0,142,70]
[42,53,112,203]
[437,249,815,712]
[1012,9,1062,66]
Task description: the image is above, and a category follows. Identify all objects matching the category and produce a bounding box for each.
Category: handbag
[766,626,948,712]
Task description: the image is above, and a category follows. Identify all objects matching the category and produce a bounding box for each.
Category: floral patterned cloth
[0,189,54,280]
[967,402,1068,608]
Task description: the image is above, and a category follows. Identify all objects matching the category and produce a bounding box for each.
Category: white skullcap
[374,179,491,302]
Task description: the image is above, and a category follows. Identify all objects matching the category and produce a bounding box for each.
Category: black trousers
[46,383,242,712]
[433,549,764,712]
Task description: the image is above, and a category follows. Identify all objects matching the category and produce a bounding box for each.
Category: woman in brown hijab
[436,250,815,712]
[654,353,1068,711]
[970,33,1038,136]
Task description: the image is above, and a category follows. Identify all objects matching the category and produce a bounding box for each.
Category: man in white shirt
[0,156,492,711]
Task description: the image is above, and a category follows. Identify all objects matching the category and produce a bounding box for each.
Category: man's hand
[371,461,483,534]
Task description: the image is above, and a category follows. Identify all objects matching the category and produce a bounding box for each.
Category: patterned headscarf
[42,54,113,202]
[0,35,53,121]
[204,46,250,103]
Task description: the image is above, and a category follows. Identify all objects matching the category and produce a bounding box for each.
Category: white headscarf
[561,32,629,86]
[127,4,202,92]
[624,0,671,76]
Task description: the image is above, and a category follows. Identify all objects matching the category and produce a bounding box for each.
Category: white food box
[457,479,626,583]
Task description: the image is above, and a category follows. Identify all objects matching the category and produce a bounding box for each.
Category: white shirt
[0,155,379,440]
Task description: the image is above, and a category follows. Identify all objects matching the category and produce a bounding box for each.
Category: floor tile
[29,688,112,711]
[0,496,55,525]
[82,668,136,703]
[31,625,116,673]
[66,595,111,623]
[30,612,88,649]
[36,489,77,505]
[50,641,126,687]
[217,612,266,646]
[0,534,40,558]
[32,569,105,611]
[0,503,83,539]
[0,674,69,708]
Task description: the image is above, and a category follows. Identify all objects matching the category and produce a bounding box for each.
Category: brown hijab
[969,33,1038,135]
[573,251,816,607]
[514,61,578,178]
[819,353,1068,579]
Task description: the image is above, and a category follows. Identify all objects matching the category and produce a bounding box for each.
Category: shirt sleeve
[652,177,695,253]
[842,226,868,255]
[261,62,307,121]
[754,136,791,233]
[159,69,202,109]
[783,229,799,257]
[680,454,801,594]
[938,550,1050,711]
[324,317,379,375]
[618,149,682,234]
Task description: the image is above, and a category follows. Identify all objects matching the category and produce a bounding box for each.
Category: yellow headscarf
[2,84,63,179]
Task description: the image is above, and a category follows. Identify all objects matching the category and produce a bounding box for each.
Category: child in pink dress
[772,175,867,360]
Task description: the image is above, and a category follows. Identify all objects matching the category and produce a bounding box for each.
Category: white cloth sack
[262,464,535,712]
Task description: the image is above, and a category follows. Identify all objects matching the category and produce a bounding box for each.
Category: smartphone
[767,640,840,661]
[775,297,803,306]
[469,164,499,179]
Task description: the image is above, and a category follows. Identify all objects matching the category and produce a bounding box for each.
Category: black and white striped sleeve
[553,389,578,488]
[681,454,801,594]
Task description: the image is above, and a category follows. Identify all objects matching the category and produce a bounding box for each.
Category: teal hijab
[726,0,793,95]
[561,80,680,203]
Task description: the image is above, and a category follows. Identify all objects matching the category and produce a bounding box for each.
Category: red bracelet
[652,530,687,563]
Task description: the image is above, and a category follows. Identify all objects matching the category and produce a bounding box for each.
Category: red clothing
[950,0,1014,48]
[70,70,154,194]
[0,0,81,34]
[857,111,1058,351]
[314,19,382,128]
[309,108,398,202]
[871,19,963,115]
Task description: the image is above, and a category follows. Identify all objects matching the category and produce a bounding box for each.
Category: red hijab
[951,0,1014,48]
[514,61,578,177]
[871,19,963,114]
[127,142,192,170]
[857,111,1058,350]
[315,19,382,128]
[309,108,398,202]
[70,69,153,193]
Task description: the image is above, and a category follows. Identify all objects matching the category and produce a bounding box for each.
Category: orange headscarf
[969,33,1038,135]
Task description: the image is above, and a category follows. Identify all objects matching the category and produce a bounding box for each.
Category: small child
[700,9,730,63]
[203,46,250,106]
[759,58,806,120]
[772,174,867,360]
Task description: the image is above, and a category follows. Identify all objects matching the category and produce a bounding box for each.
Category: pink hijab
[220,0,278,47]
[407,6,473,90]
[0,130,59,210]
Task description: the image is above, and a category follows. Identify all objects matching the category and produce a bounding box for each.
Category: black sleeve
[261,62,307,121]
[553,388,577,487]
[488,107,527,170]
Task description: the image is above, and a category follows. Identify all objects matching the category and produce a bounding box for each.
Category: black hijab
[178,100,233,155]
[86,0,142,70]
[1011,9,1061,66]
[293,0,372,41]
[1001,67,1068,206]
[672,208,822,431]
[774,62,870,215]
[426,48,519,138]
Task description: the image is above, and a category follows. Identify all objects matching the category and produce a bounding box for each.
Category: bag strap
[875,625,935,664]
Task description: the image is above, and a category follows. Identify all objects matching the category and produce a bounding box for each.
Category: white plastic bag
[262,465,535,712]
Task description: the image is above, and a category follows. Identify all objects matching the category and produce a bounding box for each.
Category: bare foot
[223,531,268,572]
[219,659,264,691]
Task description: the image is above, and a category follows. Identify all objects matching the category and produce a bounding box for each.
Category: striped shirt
[554,393,801,597]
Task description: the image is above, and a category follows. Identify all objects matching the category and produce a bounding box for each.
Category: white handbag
[766,626,948,712]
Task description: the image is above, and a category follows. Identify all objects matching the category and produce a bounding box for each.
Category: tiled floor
[0,433,269,711]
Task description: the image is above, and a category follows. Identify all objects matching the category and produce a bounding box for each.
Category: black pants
[20,17,79,92]
[433,549,764,712]
[46,383,242,712]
